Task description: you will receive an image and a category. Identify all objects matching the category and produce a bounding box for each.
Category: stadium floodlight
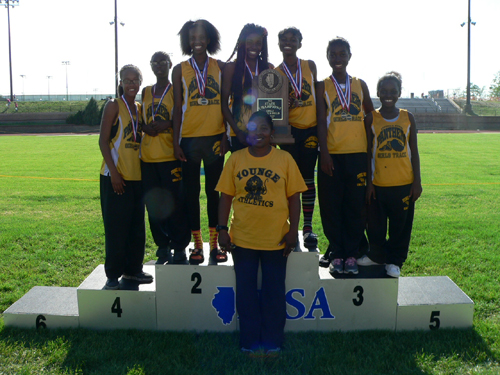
[62,61,70,101]
[109,0,125,98]
[1,0,20,102]
[461,0,476,115]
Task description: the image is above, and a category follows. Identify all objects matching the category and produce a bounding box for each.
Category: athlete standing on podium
[172,20,229,266]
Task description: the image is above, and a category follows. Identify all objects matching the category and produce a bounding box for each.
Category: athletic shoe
[104,278,119,290]
[265,347,281,357]
[386,264,401,278]
[329,258,344,274]
[155,257,170,265]
[319,254,331,268]
[303,231,318,247]
[122,271,153,284]
[344,257,359,274]
[357,255,384,266]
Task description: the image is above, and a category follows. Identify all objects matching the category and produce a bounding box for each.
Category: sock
[192,230,203,249]
[302,178,316,233]
[209,227,218,250]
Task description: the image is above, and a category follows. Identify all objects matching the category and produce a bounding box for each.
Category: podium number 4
[112,297,123,318]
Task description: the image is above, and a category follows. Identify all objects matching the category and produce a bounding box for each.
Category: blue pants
[232,247,288,350]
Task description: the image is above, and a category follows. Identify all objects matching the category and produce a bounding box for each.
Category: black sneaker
[122,271,153,284]
[303,231,318,247]
[319,254,331,268]
[104,278,119,290]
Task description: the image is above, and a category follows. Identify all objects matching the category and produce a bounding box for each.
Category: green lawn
[0,133,499,374]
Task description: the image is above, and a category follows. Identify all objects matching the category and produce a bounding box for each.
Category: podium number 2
[112,297,123,318]
[429,311,440,330]
[352,286,364,306]
[191,272,202,294]
[36,314,46,329]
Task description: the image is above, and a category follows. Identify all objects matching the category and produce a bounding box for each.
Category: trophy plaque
[252,69,294,144]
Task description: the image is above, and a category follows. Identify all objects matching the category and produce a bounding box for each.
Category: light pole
[47,76,52,101]
[110,0,125,98]
[62,61,70,101]
[20,74,25,101]
[1,0,19,102]
[461,0,476,115]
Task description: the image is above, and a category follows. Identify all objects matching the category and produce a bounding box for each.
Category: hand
[320,151,334,176]
[366,183,376,204]
[218,231,232,253]
[152,119,172,133]
[410,180,423,202]
[110,171,126,195]
[143,123,158,137]
[174,145,187,162]
[279,231,297,257]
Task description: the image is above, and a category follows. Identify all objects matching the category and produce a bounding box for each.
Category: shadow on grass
[0,326,498,375]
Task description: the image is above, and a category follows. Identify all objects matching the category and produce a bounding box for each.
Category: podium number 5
[429,311,440,330]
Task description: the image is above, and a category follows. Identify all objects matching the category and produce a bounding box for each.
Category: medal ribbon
[189,57,208,97]
[282,59,302,99]
[330,73,351,111]
[121,95,139,142]
[245,60,259,78]
[151,83,171,119]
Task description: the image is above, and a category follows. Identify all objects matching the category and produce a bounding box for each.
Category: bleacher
[371,98,461,114]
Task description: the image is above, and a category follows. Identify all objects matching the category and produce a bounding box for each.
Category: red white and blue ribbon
[151,83,171,119]
[282,58,302,99]
[245,60,259,78]
[330,73,351,111]
[189,57,208,97]
[121,95,139,142]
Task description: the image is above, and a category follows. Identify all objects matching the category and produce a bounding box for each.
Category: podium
[4,237,474,332]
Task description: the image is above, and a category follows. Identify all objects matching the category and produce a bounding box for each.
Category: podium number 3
[352,286,364,306]
[429,311,440,330]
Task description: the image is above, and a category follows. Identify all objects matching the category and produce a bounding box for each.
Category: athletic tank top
[323,76,366,154]
[100,98,142,180]
[141,84,176,162]
[370,109,414,186]
[180,57,224,138]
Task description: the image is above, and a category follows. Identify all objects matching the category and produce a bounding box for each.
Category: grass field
[0,133,499,374]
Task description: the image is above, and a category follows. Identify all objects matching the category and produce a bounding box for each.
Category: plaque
[252,69,294,144]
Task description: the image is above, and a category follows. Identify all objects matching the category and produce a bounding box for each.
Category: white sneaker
[385,264,401,278]
[357,255,384,266]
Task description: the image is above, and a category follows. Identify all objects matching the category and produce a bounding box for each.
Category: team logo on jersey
[332,92,362,120]
[245,175,268,201]
[378,125,406,152]
[171,167,182,183]
[304,136,318,149]
[148,104,170,123]
[236,168,280,207]
[188,76,220,100]
[212,141,221,155]
[124,120,142,146]
[288,79,312,102]
[357,172,366,187]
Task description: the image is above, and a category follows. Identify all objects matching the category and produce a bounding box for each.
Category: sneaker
[329,258,344,274]
[319,254,331,268]
[122,271,153,284]
[386,264,401,278]
[303,231,318,247]
[104,278,119,290]
[344,257,359,274]
[357,255,384,266]
[155,257,170,265]
[265,347,281,357]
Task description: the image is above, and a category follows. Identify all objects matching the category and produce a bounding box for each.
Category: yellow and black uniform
[100,98,142,181]
[180,57,224,138]
[366,109,415,268]
[318,75,368,261]
[179,57,225,232]
[141,86,190,258]
[277,60,318,236]
[141,85,176,163]
[216,147,307,250]
[100,98,145,279]
[370,109,413,187]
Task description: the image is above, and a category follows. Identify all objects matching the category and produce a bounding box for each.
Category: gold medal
[297,100,303,107]
[198,97,209,105]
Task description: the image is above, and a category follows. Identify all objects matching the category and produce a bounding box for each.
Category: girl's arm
[316,81,334,176]
[218,193,234,252]
[172,64,187,162]
[221,62,246,145]
[98,100,125,194]
[309,60,318,83]
[408,112,422,202]
[360,79,375,114]
[364,112,375,203]
[280,192,301,257]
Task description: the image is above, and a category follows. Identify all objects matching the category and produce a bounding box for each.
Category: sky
[1,0,499,99]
